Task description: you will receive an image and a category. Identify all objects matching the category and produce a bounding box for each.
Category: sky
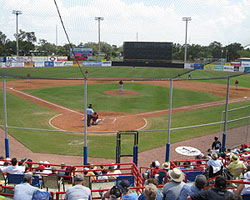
[1,0,250,47]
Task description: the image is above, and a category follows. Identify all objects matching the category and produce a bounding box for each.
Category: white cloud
[1,0,250,47]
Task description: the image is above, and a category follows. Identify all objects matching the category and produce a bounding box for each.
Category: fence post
[3,77,10,158]
[83,72,88,165]
[166,79,173,162]
[222,77,230,152]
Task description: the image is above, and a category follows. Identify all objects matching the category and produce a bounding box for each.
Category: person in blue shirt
[118,179,138,200]
[178,174,207,200]
[138,178,163,200]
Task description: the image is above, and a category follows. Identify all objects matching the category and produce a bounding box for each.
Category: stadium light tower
[182,17,191,63]
[95,17,104,60]
[12,10,22,56]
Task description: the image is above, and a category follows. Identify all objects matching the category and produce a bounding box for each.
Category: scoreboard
[123,42,172,61]
[70,48,93,60]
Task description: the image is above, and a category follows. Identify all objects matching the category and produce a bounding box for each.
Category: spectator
[212,136,221,154]
[157,162,170,185]
[43,161,52,174]
[152,161,160,178]
[206,152,223,178]
[107,165,121,179]
[194,161,205,171]
[25,159,33,173]
[57,163,66,176]
[178,174,207,200]
[247,162,250,171]
[144,184,158,200]
[226,154,247,180]
[162,168,185,200]
[118,179,138,200]
[65,173,91,200]
[83,165,96,181]
[234,171,250,196]
[138,178,163,200]
[97,170,108,182]
[187,176,232,200]
[0,183,7,200]
[13,173,37,200]
[102,185,123,200]
[0,158,25,174]
[240,144,250,153]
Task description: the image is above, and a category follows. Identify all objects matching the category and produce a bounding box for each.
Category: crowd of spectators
[0,140,249,200]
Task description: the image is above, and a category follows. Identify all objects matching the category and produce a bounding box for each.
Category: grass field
[0,66,250,158]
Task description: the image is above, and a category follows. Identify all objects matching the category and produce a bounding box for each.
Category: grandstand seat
[115,175,134,187]
[84,176,92,190]
[42,175,65,192]
[7,174,24,185]
[184,170,203,182]
[242,194,250,200]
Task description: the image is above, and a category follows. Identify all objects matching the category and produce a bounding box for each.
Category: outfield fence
[1,71,250,164]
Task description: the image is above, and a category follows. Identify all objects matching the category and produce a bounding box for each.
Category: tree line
[0,29,250,62]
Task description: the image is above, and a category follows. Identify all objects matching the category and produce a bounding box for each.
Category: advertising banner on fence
[44,61,54,67]
[204,64,214,71]
[82,61,102,66]
[244,67,250,73]
[102,61,112,66]
[194,64,204,70]
[0,57,6,62]
[214,65,224,71]
[234,67,239,71]
[24,61,34,68]
[239,67,244,72]
[54,61,64,67]
[32,56,48,62]
[34,62,44,67]
[223,65,234,72]
[73,61,82,66]
[231,61,241,67]
[63,61,73,66]
[10,62,24,68]
[184,63,194,69]
[241,61,250,68]
[0,62,4,68]
[57,56,68,61]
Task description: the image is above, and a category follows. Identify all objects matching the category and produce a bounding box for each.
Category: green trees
[0,29,249,62]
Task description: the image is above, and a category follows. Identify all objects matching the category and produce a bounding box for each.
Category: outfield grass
[23,83,223,113]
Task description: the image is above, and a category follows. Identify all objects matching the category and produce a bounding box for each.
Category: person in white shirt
[0,158,25,174]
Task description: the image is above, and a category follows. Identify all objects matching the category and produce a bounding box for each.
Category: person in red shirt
[119,80,123,92]
[235,80,239,90]
[92,112,99,125]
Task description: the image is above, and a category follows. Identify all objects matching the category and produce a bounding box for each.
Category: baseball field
[0,66,250,159]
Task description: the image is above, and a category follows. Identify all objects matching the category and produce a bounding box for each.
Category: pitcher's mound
[105,90,138,96]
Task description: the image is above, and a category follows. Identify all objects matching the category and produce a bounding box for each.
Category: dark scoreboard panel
[123,42,173,61]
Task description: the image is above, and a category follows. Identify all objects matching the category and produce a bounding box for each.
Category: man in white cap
[162,168,185,200]
[178,175,207,200]
[65,173,91,200]
[13,173,37,200]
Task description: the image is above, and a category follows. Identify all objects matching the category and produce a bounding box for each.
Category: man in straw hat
[162,168,185,200]
[187,176,231,200]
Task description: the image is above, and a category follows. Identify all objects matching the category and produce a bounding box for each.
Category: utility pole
[95,17,104,60]
[182,17,191,63]
[12,10,22,56]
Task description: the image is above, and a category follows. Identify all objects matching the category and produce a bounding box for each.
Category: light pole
[12,10,22,56]
[182,17,191,63]
[95,17,104,60]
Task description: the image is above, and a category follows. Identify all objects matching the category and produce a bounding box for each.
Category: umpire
[87,104,94,127]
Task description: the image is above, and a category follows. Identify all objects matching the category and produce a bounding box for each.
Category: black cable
[53,0,86,79]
